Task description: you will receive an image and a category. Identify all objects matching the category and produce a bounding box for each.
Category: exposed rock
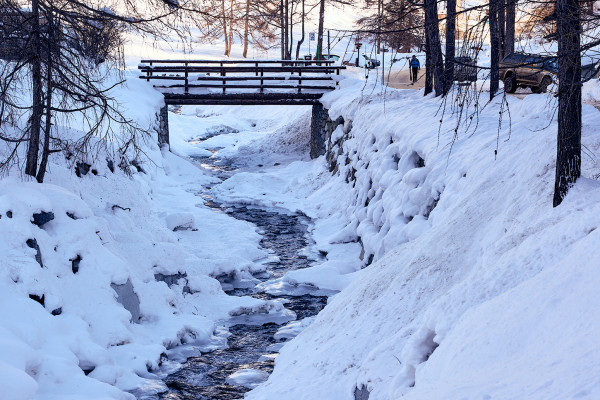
[310,103,327,159]
[111,278,141,323]
[79,362,96,376]
[6,210,12,218]
[29,293,45,307]
[131,160,146,174]
[70,255,82,274]
[51,307,62,316]
[354,385,370,400]
[106,159,115,173]
[154,272,191,294]
[26,238,43,268]
[75,162,91,177]
[32,211,55,227]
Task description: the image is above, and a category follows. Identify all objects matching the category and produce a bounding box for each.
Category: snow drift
[237,80,600,399]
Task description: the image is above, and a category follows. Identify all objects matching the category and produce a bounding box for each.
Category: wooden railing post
[260,68,264,93]
[184,62,189,94]
[222,67,226,94]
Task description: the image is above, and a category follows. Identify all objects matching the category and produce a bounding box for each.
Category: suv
[500,53,556,93]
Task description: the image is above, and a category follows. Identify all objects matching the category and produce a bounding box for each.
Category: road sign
[309,32,315,41]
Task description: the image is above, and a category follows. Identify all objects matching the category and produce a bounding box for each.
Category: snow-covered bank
[0,74,295,399]
[213,80,600,399]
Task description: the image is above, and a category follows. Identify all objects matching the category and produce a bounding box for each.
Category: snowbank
[237,80,600,399]
[0,73,290,399]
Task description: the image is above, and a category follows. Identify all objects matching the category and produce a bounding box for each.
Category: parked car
[500,53,556,93]
[362,55,380,69]
[454,56,478,82]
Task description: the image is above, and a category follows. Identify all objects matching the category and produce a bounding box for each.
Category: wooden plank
[138,76,336,82]
[140,59,334,65]
[195,76,335,81]
[163,92,323,106]
[154,84,336,90]
[139,66,344,74]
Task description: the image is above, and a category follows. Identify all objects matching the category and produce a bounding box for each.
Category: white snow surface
[2,28,600,400]
[218,80,600,399]
[0,73,296,399]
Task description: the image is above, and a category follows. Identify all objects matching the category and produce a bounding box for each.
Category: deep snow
[234,80,600,400]
[2,28,600,400]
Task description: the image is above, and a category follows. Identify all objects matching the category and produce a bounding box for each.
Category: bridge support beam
[158,104,170,148]
[310,103,327,159]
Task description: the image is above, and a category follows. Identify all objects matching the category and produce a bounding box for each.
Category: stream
[154,144,331,399]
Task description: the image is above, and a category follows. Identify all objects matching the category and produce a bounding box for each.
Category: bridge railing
[138,59,345,95]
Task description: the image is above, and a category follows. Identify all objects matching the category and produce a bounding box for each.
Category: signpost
[355,41,362,67]
[380,47,389,85]
[309,32,315,57]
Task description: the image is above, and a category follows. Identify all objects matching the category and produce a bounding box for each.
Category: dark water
[154,152,328,400]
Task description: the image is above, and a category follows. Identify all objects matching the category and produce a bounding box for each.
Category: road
[386,68,600,111]
[387,68,426,90]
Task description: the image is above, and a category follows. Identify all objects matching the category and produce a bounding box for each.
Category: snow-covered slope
[0,72,295,399]
[226,80,600,399]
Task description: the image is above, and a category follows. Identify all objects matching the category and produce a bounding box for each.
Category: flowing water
[153,145,330,400]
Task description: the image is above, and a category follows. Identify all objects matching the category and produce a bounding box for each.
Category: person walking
[410,55,420,85]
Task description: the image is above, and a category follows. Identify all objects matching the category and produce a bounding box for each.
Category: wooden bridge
[139,59,345,157]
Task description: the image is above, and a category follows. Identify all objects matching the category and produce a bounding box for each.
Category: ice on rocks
[274,317,316,341]
[225,368,269,389]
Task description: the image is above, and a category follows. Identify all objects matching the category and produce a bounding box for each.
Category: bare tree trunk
[37,7,54,183]
[280,0,285,59]
[505,0,516,55]
[443,0,456,95]
[295,0,305,60]
[425,32,433,95]
[316,0,325,60]
[498,0,506,58]
[489,0,500,99]
[376,0,381,54]
[222,0,229,55]
[424,0,444,96]
[242,0,250,57]
[26,0,43,178]
[288,0,294,58]
[553,0,581,206]
[284,0,289,59]
[227,0,234,56]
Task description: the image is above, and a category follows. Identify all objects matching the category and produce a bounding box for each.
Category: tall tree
[553,0,581,206]
[25,0,43,177]
[489,0,500,99]
[222,0,230,55]
[497,0,506,57]
[505,0,516,56]
[295,0,305,59]
[316,0,325,59]
[424,0,443,96]
[443,0,456,95]
[242,0,250,57]
[424,31,433,94]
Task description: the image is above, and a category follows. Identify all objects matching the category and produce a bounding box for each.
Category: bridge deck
[139,59,345,105]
